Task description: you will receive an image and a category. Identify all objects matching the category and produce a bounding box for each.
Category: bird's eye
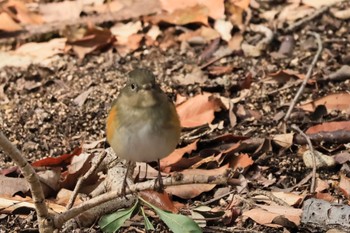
[130,83,137,91]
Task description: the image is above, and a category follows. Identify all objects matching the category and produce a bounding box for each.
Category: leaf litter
[1,0,350,232]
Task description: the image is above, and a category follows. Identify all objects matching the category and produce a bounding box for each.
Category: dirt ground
[1,1,350,232]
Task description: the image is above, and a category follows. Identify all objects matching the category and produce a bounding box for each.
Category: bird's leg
[154,159,164,192]
[121,161,131,197]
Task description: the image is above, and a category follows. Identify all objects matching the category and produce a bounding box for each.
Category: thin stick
[291,124,316,193]
[0,132,52,232]
[284,32,322,122]
[66,150,107,209]
[285,6,330,33]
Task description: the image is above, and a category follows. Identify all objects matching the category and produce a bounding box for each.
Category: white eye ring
[130,83,137,91]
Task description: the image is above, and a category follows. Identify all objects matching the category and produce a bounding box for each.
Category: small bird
[106,68,181,193]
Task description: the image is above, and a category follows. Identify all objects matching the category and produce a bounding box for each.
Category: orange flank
[106,105,118,143]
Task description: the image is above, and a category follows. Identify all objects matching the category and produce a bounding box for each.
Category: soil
[1,1,350,232]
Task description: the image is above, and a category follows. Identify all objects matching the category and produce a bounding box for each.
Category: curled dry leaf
[139,190,178,213]
[306,121,350,134]
[160,0,224,19]
[299,93,350,114]
[176,92,222,128]
[66,27,115,59]
[0,12,22,31]
[302,150,336,169]
[160,140,198,172]
[0,176,30,197]
[338,173,350,199]
[272,133,294,149]
[145,4,209,26]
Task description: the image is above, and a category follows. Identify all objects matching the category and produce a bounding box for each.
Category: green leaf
[99,200,138,233]
[139,197,202,233]
[140,206,155,231]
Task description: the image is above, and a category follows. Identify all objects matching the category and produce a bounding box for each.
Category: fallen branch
[53,170,235,229]
[284,31,322,122]
[291,125,316,193]
[0,132,52,233]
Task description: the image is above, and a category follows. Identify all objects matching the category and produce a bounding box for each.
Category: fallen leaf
[0,12,22,31]
[265,70,308,84]
[145,4,209,26]
[338,173,350,199]
[173,66,207,85]
[302,150,336,169]
[160,0,224,19]
[334,151,350,164]
[31,148,82,167]
[39,0,82,23]
[243,205,301,228]
[74,88,94,107]
[0,176,30,196]
[300,0,344,9]
[315,178,329,193]
[176,93,222,127]
[306,121,350,134]
[229,153,254,171]
[299,93,350,114]
[160,140,198,171]
[14,38,66,64]
[3,0,42,25]
[61,152,95,190]
[272,133,294,148]
[111,21,142,44]
[0,196,66,215]
[214,19,233,41]
[230,0,251,10]
[66,26,115,59]
[271,192,303,206]
[140,190,178,213]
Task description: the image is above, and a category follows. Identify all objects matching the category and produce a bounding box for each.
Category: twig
[285,5,330,33]
[284,31,322,122]
[291,124,316,193]
[53,171,233,228]
[249,190,290,207]
[201,189,236,206]
[0,132,53,233]
[66,150,107,209]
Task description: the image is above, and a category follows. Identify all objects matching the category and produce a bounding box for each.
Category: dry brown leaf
[265,70,309,84]
[0,176,30,197]
[229,153,253,171]
[0,196,66,215]
[0,12,22,31]
[299,93,350,114]
[14,38,66,63]
[230,0,251,10]
[296,0,344,9]
[39,1,82,23]
[243,205,301,228]
[271,192,303,206]
[272,133,294,148]
[165,165,229,199]
[315,178,329,193]
[146,4,209,26]
[66,27,115,59]
[160,0,224,19]
[338,173,350,199]
[3,0,42,25]
[160,140,198,171]
[228,33,243,51]
[139,190,178,213]
[306,121,350,134]
[176,93,222,127]
[178,26,220,43]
